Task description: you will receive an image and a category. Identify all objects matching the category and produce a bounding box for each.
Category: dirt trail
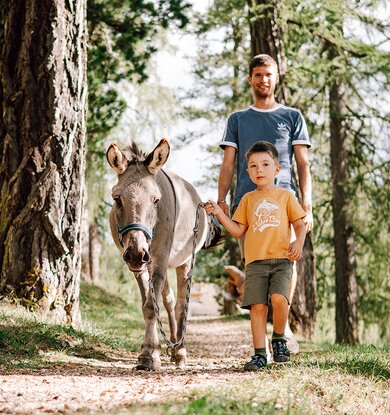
[0,317,255,414]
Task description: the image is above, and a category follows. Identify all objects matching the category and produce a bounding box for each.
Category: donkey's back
[163,170,208,268]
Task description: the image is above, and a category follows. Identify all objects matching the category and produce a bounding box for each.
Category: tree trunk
[81,202,91,282]
[328,46,359,343]
[89,222,101,284]
[0,0,87,327]
[247,0,317,337]
[80,194,101,284]
[247,0,288,103]
[291,232,316,338]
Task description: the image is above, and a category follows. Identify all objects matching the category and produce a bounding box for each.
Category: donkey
[106,138,210,370]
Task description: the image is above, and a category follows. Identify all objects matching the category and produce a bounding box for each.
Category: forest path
[1,316,388,415]
[0,317,256,414]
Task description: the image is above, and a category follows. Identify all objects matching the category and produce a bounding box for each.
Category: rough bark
[247,0,317,337]
[291,232,316,337]
[0,0,87,327]
[328,45,359,343]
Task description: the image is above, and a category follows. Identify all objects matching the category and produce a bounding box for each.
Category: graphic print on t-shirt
[277,122,289,132]
[253,198,281,232]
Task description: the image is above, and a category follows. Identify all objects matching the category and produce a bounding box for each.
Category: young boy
[203,141,306,371]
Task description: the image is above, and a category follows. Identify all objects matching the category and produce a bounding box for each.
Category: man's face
[248,65,279,99]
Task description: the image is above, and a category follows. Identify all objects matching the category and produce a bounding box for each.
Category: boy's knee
[270,294,288,307]
[251,303,268,315]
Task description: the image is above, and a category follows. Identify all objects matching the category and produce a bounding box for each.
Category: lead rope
[149,202,203,355]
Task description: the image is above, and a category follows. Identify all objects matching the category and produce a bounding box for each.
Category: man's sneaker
[285,321,299,354]
[272,338,290,362]
[243,354,267,371]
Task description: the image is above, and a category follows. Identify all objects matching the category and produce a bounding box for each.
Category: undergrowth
[0,282,143,368]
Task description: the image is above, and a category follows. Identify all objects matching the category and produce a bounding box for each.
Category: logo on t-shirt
[277,122,288,131]
[253,198,281,232]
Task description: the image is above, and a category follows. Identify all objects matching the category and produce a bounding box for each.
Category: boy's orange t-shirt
[232,187,306,265]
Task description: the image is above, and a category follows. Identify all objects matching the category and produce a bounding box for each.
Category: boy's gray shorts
[241,259,293,309]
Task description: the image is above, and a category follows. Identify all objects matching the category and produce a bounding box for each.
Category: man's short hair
[246,141,279,162]
[249,54,278,76]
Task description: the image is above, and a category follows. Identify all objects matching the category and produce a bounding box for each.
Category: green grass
[297,343,390,380]
[0,282,144,368]
[137,395,286,415]
[80,282,144,348]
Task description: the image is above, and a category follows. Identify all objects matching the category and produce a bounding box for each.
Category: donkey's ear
[144,138,170,174]
[106,143,129,175]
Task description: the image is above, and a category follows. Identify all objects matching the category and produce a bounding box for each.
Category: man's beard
[254,86,273,99]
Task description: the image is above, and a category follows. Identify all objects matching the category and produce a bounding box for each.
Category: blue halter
[117,223,155,246]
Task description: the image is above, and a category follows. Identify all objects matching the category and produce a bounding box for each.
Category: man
[218,54,313,352]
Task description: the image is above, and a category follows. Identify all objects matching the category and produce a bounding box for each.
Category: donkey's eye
[114,197,122,208]
[152,197,159,205]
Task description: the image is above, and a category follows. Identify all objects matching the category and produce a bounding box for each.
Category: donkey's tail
[202,214,225,249]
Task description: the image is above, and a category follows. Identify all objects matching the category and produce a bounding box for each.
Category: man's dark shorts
[241,259,293,309]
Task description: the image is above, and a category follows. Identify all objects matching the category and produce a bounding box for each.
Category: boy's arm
[203,200,247,238]
[288,218,306,261]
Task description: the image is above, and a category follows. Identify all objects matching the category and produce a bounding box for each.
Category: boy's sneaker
[272,338,290,362]
[243,354,267,371]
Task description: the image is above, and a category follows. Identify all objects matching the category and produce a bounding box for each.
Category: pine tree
[0,0,88,326]
[286,0,390,342]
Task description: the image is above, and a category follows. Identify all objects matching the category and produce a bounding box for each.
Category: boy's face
[247,151,280,190]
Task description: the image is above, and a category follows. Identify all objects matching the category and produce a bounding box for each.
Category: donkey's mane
[122,142,147,163]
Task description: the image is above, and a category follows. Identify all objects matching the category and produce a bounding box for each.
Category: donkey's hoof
[171,353,187,368]
[174,357,187,368]
[136,356,153,371]
[171,348,187,368]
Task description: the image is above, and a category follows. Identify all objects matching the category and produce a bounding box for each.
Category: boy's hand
[287,240,303,261]
[202,200,222,217]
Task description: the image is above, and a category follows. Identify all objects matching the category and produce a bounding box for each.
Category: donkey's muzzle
[123,247,150,269]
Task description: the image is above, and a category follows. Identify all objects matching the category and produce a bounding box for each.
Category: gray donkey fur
[107,138,208,370]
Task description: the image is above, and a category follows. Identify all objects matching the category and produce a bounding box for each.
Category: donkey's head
[106,139,170,271]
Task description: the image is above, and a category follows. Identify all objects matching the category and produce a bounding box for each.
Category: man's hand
[217,201,230,217]
[302,210,313,233]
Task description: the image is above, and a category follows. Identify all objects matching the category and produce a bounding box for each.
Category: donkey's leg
[172,261,191,368]
[134,270,161,371]
[162,279,177,343]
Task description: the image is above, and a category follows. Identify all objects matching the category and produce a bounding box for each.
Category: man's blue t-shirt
[219,105,311,207]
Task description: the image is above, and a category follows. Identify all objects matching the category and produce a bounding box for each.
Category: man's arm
[293,145,313,231]
[218,146,236,216]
